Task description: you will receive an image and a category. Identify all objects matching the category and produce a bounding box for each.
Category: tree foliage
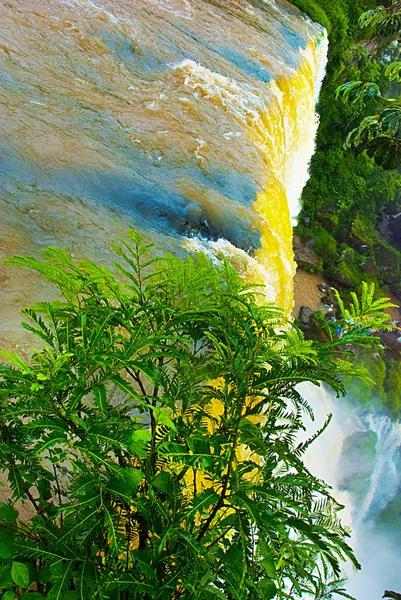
[0,232,395,599]
[337,3,401,169]
[359,3,401,40]
[293,0,401,307]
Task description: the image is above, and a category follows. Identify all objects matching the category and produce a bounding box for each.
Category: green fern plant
[0,231,394,599]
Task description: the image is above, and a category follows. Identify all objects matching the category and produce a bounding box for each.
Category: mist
[298,382,401,600]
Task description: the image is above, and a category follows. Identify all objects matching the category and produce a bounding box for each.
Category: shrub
[288,0,331,32]
[0,232,395,599]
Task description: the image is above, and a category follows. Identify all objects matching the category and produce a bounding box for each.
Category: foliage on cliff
[336,4,401,170]
[291,0,401,294]
[0,232,395,599]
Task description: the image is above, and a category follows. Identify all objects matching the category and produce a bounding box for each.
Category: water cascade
[1,0,326,351]
[300,382,401,598]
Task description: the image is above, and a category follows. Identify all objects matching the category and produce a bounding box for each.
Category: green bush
[0,233,394,599]
[313,226,338,266]
[293,0,401,293]
[288,0,331,31]
[351,215,377,247]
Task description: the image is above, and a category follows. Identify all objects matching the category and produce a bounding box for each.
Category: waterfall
[356,415,401,526]
[1,0,327,353]
[299,382,401,598]
[184,31,328,314]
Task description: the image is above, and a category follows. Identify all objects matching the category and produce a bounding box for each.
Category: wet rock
[362,257,379,277]
[389,212,401,251]
[316,211,336,232]
[298,305,314,326]
[390,285,401,302]
[348,232,371,253]
[317,282,329,293]
[324,267,353,288]
[297,306,329,342]
[315,205,337,232]
[375,243,401,285]
[293,235,320,271]
[303,234,317,248]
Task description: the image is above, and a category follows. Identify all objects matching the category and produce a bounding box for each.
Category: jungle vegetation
[336,3,401,170]
[290,0,401,294]
[290,0,401,420]
[0,232,395,599]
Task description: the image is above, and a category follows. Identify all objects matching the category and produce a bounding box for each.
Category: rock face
[315,206,337,232]
[324,267,353,288]
[375,243,401,285]
[293,235,321,271]
[362,257,379,277]
[298,305,314,326]
[389,213,401,252]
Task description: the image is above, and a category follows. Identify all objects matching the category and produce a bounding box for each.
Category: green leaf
[257,579,277,600]
[150,471,170,493]
[104,507,119,556]
[0,564,12,589]
[158,442,186,456]
[131,551,157,580]
[46,561,73,600]
[130,429,151,457]
[22,594,46,599]
[0,540,15,560]
[185,490,219,521]
[37,567,52,584]
[0,504,18,524]
[366,136,401,170]
[261,558,276,579]
[108,468,144,496]
[218,513,237,528]
[62,592,80,600]
[258,540,276,577]
[2,591,14,600]
[11,561,30,588]
[0,351,32,374]
[93,384,107,413]
[151,407,176,431]
[110,374,146,405]
[385,62,401,82]
[36,372,50,381]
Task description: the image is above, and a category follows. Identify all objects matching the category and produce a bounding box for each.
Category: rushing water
[300,382,401,599]
[1,0,326,350]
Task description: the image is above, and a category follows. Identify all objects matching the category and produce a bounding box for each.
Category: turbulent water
[300,383,401,599]
[1,0,326,350]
